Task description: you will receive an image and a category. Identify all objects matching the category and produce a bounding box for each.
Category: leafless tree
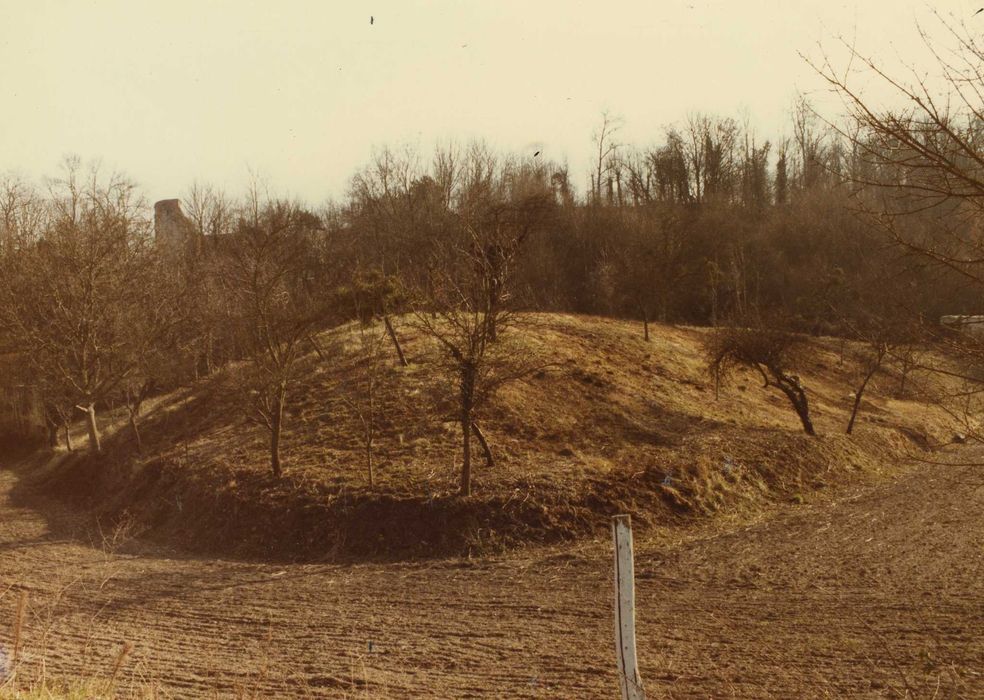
[620,206,693,338]
[0,175,45,254]
[808,12,984,441]
[342,320,386,488]
[792,95,829,191]
[0,159,156,453]
[347,144,434,366]
[845,335,889,435]
[705,325,817,435]
[175,183,236,377]
[894,338,927,399]
[334,269,400,488]
[591,111,622,204]
[184,182,233,239]
[117,287,186,451]
[219,196,330,477]
[411,194,548,496]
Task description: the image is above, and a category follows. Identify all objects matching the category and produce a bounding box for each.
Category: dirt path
[1,452,983,698]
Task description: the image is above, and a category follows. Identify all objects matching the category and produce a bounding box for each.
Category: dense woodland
[4,20,984,494]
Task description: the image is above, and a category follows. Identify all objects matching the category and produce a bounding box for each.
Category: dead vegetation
[704,325,817,435]
[17,313,958,561]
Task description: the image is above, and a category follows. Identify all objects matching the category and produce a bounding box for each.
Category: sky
[0,0,977,206]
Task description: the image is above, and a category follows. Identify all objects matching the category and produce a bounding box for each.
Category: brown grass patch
[17,314,958,561]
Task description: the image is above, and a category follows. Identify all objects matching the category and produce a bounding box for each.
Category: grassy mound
[16,314,955,561]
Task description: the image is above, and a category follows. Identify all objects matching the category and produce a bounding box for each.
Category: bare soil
[1,449,982,698]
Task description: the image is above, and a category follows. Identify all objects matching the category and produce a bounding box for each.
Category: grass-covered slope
[21,314,955,561]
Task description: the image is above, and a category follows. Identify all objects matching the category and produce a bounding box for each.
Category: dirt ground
[1,449,982,698]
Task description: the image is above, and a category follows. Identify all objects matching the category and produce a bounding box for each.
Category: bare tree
[184,182,233,239]
[347,145,431,366]
[342,319,386,488]
[808,13,984,442]
[0,159,156,453]
[792,95,828,191]
[894,338,926,398]
[705,325,817,435]
[335,269,399,488]
[0,175,45,254]
[845,335,889,435]
[620,205,693,338]
[175,182,237,376]
[115,240,192,452]
[411,195,548,496]
[591,111,622,204]
[219,197,330,477]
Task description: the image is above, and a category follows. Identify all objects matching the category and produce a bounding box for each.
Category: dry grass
[125,314,956,486]
[0,588,152,699]
[0,683,152,700]
[25,313,962,560]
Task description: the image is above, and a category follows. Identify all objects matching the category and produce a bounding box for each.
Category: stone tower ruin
[154,199,198,251]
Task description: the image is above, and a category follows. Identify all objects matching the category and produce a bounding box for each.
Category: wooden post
[612,514,645,700]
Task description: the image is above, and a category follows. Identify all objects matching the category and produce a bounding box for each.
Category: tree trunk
[460,364,476,496]
[898,355,912,397]
[472,421,494,468]
[383,315,409,367]
[82,404,101,453]
[205,332,215,375]
[129,410,143,452]
[846,370,876,435]
[366,376,375,487]
[642,308,650,342]
[460,413,472,496]
[46,418,58,448]
[63,421,73,452]
[775,378,816,436]
[308,334,327,361]
[795,397,816,436]
[270,391,285,478]
[487,295,499,342]
[709,280,719,327]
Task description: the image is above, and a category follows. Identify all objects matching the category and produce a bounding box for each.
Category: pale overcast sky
[0,0,975,205]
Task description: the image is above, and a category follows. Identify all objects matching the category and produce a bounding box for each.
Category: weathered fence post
[612,514,645,700]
